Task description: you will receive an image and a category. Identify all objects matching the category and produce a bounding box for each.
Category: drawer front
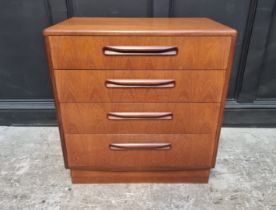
[65,134,215,170]
[54,70,226,103]
[60,103,220,134]
[48,36,231,70]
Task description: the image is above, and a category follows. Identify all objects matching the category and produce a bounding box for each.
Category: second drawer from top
[53,70,226,103]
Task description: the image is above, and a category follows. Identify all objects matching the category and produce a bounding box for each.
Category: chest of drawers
[44,18,236,183]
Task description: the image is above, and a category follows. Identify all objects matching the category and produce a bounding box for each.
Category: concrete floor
[0,127,276,210]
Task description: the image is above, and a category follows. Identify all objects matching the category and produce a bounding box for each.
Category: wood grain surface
[43,17,236,36]
[65,134,215,170]
[60,103,221,134]
[211,35,237,167]
[54,70,226,103]
[48,36,231,70]
[71,169,210,183]
[44,17,237,183]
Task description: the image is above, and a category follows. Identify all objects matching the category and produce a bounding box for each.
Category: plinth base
[70,169,210,183]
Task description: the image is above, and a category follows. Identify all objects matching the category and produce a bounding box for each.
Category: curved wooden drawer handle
[105,79,175,88]
[107,112,173,120]
[103,46,178,55]
[109,143,171,150]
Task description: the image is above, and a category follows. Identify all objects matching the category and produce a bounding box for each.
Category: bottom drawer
[65,134,215,171]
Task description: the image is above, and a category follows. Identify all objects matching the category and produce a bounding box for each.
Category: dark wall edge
[0,99,276,127]
[235,0,259,101]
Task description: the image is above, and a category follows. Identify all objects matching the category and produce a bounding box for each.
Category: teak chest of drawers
[44,18,236,183]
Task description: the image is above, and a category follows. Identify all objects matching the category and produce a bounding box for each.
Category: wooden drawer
[65,134,215,170]
[48,36,231,70]
[54,70,226,103]
[60,103,220,134]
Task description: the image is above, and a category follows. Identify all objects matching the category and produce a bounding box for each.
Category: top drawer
[48,36,231,70]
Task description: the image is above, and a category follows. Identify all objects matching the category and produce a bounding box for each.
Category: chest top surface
[43,17,236,36]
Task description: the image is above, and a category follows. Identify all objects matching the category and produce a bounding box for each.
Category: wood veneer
[48,36,231,70]
[71,170,210,183]
[54,70,226,103]
[44,18,237,183]
[66,134,215,170]
[60,103,220,134]
[43,17,236,36]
